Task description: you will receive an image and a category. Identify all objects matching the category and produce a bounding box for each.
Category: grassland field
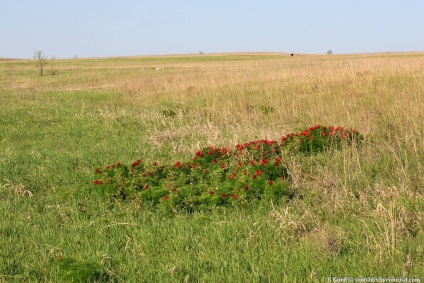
[0,52,423,282]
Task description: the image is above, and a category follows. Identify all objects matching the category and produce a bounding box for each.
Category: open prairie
[1,53,423,282]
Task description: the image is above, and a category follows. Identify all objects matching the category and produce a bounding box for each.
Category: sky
[1,0,423,59]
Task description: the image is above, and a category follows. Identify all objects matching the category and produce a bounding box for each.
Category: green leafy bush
[92,125,362,211]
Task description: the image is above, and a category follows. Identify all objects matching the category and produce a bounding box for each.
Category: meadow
[0,52,423,282]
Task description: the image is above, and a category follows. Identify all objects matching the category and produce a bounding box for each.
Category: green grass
[0,53,423,282]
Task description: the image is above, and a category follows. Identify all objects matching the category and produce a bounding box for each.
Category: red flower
[195,150,204,157]
[221,193,227,197]
[243,170,247,175]
[260,159,269,165]
[255,169,262,175]
[204,169,208,174]
[268,181,273,185]
[321,132,326,136]
[221,163,226,168]
[252,175,257,179]
[132,160,141,167]
[243,185,249,190]
[57,255,62,261]
[228,173,236,179]
[209,191,215,195]
[143,185,149,189]
[105,165,110,169]
[153,162,158,166]
[231,194,238,199]
[301,130,309,137]
[162,195,169,200]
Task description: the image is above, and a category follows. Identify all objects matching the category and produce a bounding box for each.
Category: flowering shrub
[93,125,362,212]
[281,125,362,154]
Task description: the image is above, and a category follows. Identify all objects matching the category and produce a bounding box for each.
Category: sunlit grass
[0,52,423,281]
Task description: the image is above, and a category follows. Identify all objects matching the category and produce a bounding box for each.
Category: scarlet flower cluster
[93,125,362,211]
[93,179,103,185]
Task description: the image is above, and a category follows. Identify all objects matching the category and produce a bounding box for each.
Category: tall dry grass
[2,53,423,151]
[1,52,423,279]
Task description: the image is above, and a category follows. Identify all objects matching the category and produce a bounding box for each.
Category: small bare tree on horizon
[33,50,48,76]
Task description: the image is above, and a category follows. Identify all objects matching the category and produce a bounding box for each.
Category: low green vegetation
[0,53,423,282]
[93,125,362,213]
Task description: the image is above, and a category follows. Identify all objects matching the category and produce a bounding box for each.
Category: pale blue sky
[1,1,423,59]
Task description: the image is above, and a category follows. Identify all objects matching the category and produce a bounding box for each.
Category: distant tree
[327,49,333,55]
[50,55,57,75]
[33,50,48,76]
